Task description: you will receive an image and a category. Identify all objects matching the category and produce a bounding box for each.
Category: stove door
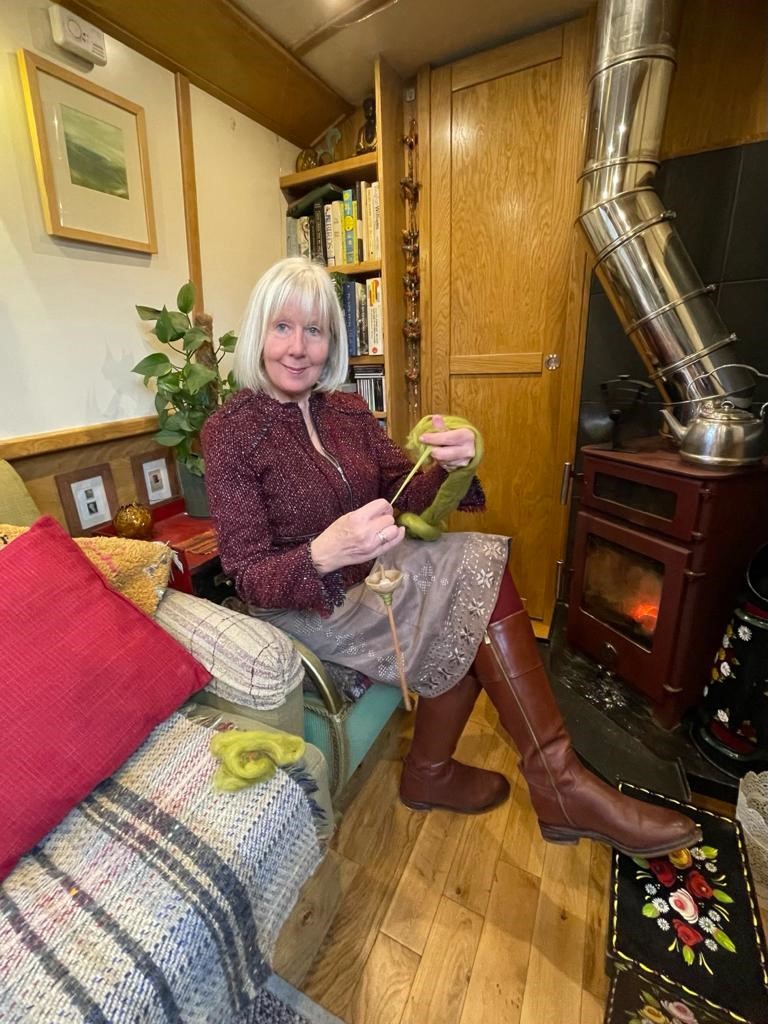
[566,510,691,706]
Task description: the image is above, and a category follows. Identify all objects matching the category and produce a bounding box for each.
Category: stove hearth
[566,441,768,727]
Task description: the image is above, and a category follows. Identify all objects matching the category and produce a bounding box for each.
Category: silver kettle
[660,400,768,467]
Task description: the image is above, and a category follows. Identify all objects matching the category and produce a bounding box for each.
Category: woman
[202,257,700,857]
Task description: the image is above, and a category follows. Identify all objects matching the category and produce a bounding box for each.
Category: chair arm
[154,589,303,712]
[290,638,346,716]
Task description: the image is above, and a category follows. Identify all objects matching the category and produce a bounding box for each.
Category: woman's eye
[305,326,320,336]
[274,322,290,333]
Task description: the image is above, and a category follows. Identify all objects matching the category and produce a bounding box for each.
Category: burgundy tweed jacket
[202,389,485,615]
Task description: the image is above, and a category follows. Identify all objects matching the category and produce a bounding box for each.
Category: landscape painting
[17,49,157,252]
[61,104,129,199]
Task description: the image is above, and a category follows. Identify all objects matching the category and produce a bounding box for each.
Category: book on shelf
[365,276,384,355]
[311,201,326,262]
[341,280,357,356]
[286,183,343,219]
[342,188,357,266]
[285,179,381,268]
[336,273,384,356]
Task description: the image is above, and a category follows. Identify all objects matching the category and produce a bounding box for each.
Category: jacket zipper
[300,410,355,511]
[320,449,354,510]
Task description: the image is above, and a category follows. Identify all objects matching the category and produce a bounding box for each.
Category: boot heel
[539,824,579,846]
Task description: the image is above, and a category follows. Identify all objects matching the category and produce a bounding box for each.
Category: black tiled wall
[577,140,768,453]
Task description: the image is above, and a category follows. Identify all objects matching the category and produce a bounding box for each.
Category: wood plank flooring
[299,696,765,1024]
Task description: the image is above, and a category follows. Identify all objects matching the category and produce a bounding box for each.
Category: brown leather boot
[473,611,703,857]
[400,674,511,814]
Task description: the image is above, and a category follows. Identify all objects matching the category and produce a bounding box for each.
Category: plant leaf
[713,928,736,952]
[642,904,660,918]
[183,328,209,354]
[154,392,169,413]
[154,307,175,343]
[132,353,172,377]
[699,846,718,859]
[153,429,186,447]
[136,304,162,321]
[682,945,695,965]
[218,330,238,352]
[184,363,218,394]
[177,281,195,314]
[712,889,734,904]
[168,311,191,336]
[640,990,661,1008]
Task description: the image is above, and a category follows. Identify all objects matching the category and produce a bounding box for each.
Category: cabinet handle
[560,462,573,505]
[684,569,707,579]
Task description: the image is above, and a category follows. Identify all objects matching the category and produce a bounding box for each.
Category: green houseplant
[132,282,237,512]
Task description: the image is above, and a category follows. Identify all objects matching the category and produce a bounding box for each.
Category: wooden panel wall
[662,0,768,158]
[7,432,161,533]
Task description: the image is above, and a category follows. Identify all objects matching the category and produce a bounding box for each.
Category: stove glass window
[593,472,677,520]
[582,534,664,649]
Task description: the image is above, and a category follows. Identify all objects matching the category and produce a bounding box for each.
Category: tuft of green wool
[210,729,305,792]
[396,415,483,541]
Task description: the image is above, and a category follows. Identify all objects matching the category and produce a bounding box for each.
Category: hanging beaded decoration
[401,119,421,423]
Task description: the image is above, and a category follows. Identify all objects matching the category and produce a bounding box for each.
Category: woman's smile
[262,297,330,404]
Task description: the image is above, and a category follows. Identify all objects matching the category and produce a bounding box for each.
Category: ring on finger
[376,529,387,544]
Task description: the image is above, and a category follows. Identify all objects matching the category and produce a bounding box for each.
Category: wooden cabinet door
[427,19,590,632]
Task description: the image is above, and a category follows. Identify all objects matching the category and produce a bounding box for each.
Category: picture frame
[55,464,118,535]
[17,49,157,254]
[131,450,180,506]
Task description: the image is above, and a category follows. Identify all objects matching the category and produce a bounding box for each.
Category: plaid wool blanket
[0,713,322,1023]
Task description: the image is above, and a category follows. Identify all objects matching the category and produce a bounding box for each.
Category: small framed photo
[131,450,180,506]
[55,464,118,535]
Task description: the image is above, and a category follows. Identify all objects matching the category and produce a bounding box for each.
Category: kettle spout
[660,407,686,444]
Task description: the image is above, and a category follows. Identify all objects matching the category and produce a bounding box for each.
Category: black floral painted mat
[608,783,768,1023]
[605,963,737,1024]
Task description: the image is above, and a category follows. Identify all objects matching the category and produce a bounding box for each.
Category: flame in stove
[628,600,659,633]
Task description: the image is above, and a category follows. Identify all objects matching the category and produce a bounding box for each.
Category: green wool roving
[396,415,483,541]
[210,729,305,792]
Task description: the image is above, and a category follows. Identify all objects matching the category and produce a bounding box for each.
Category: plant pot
[177,462,209,518]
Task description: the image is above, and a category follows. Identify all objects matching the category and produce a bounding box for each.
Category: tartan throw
[0,713,322,1023]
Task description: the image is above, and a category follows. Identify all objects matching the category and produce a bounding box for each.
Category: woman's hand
[419,414,475,470]
[309,498,405,574]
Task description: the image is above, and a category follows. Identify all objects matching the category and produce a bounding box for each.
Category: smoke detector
[49,4,107,66]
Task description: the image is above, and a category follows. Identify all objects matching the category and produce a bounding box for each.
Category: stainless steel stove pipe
[578,0,755,422]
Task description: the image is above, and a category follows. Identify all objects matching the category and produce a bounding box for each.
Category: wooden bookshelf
[279,153,377,194]
[328,259,381,276]
[279,59,406,442]
[349,354,384,366]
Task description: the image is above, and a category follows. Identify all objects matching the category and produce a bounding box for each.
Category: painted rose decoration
[634,845,736,974]
[625,984,724,1023]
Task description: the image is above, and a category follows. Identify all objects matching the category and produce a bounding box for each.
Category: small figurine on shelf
[355,95,377,154]
[295,148,319,173]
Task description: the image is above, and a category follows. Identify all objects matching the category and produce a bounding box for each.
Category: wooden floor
[289,693,767,1024]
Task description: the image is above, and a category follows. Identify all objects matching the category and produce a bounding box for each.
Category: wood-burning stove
[566,442,768,726]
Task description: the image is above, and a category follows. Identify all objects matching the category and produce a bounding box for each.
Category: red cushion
[0,516,211,880]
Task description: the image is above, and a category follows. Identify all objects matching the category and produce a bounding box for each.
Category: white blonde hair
[234,257,348,393]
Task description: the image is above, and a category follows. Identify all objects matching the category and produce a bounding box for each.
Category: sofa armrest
[154,589,303,712]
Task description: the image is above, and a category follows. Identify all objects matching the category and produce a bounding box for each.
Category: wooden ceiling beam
[64,0,352,147]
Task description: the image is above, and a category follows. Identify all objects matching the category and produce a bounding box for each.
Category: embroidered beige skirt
[259,532,509,698]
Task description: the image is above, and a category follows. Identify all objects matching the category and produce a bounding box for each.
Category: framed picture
[17,49,157,253]
[55,464,118,535]
[131,450,180,506]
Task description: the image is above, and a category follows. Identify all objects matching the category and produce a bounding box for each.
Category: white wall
[192,86,298,347]
[0,0,297,439]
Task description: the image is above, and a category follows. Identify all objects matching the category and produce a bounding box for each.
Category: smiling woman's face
[262,297,330,404]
